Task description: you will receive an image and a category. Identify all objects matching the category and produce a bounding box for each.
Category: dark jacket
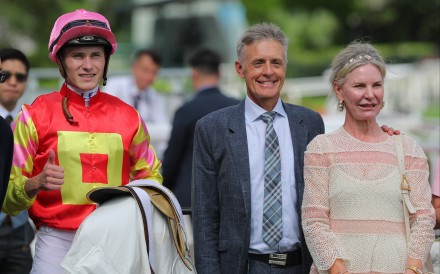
[162,87,239,209]
[0,116,13,210]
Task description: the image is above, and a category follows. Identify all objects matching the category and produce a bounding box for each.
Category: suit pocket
[218,238,229,252]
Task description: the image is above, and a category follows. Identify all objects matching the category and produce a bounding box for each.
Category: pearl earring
[338,100,345,111]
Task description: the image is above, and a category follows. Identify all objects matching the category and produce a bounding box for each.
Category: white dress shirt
[0,104,21,124]
[104,75,169,123]
[245,96,300,254]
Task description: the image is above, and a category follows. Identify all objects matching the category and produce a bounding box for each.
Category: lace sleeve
[302,136,348,271]
[403,136,435,262]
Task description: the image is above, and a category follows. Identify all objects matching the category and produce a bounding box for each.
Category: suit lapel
[227,102,251,217]
[286,105,307,169]
[284,104,308,214]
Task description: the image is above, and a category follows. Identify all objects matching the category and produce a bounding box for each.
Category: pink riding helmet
[48,9,117,63]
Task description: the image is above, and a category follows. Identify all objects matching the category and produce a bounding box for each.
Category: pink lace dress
[302,128,435,273]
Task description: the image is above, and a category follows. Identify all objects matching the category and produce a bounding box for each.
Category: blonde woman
[301,41,435,274]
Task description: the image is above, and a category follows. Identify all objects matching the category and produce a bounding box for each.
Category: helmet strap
[102,53,110,86]
[57,52,67,79]
[57,52,78,125]
[61,85,79,125]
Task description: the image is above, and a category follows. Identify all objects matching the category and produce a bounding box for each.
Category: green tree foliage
[242,0,439,76]
[1,0,438,76]
[0,0,121,67]
[277,0,439,45]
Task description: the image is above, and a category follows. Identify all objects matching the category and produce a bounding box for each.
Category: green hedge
[286,42,438,77]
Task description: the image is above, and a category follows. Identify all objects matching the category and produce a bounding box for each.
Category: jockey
[2,9,162,273]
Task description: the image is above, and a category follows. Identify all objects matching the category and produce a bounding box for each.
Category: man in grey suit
[192,23,324,273]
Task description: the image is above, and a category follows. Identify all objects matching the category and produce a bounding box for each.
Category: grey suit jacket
[192,100,325,274]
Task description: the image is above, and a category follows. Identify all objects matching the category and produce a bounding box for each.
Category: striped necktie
[260,111,282,247]
[5,114,13,125]
[133,94,141,111]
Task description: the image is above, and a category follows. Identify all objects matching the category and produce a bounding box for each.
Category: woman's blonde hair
[329,41,386,87]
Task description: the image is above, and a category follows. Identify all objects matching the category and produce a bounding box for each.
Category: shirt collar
[245,96,286,123]
[67,84,98,97]
[66,84,99,107]
[0,104,20,119]
[197,84,217,93]
[130,76,154,98]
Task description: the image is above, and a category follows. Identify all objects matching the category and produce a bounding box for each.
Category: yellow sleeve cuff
[2,176,35,216]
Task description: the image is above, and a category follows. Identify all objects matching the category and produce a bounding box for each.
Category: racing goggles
[49,20,110,52]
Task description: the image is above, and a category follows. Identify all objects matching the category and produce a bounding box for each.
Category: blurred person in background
[162,48,239,263]
[0,59,13,212]
[0,48,34,274]
[2,9,162,273]
[0,116,12,212]
[162,48,239,211]
[105,49,169,124]
[301,41,434,274]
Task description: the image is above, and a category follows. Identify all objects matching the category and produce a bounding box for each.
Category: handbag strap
[395,135,416,243]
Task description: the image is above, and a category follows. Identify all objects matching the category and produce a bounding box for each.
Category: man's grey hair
[236,22,288,64]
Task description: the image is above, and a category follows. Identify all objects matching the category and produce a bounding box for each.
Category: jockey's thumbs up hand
[41,149,64,190]
[25,149,65,198]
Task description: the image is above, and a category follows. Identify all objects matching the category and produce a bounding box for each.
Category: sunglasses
[49,20,110,52]
[0,71,28,83]
[0,72,6,83]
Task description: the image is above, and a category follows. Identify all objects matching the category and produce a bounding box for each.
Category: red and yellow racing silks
[3,85,162,230]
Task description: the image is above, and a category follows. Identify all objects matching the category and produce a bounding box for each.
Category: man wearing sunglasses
[0,48,29,125]
[0,48,34,274]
